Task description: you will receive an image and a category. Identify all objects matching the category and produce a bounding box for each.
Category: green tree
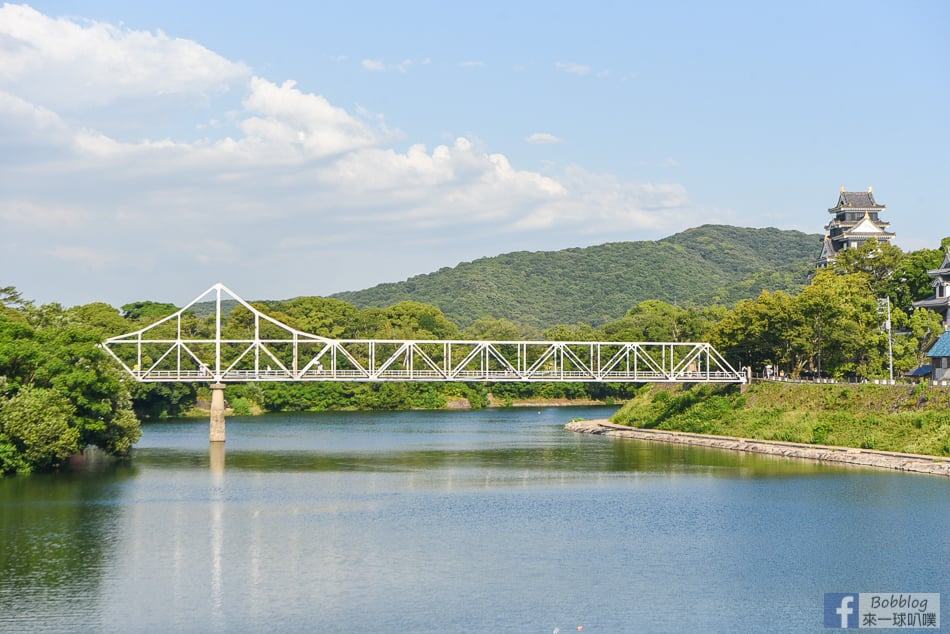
[597,300,715,342]
[0,386,80,473]
[381,301,460,339]
[0,298,142,473]
[270,296,359,338]
[831,238,903,298]
[543,323,595,341]
[462,316,541,340]
[797,269,879,377]
[890,305,944,374]
[67,302,130,337]
[130,382,198,419]
[891,247,945,308]
[1,285,31,311]
[121,301,179,322]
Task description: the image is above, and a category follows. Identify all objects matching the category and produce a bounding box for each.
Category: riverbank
[181,396,617,417]
[566,420,950,477]
[609,382,950,457]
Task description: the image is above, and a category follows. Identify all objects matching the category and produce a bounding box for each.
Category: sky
[2,1,948,308]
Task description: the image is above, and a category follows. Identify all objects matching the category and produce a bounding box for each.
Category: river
[0,406,946,633]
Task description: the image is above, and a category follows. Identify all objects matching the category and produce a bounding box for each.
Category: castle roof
[913,296,950,310]
[829,188,884,212]
[827,214,895,245]
[926,250,950,277]
[926,331,950,358]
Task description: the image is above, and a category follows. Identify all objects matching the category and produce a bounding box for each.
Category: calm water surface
[1,406,947,633]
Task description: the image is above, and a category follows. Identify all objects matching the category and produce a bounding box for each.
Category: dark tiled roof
[928,251,950,276]
[905,365,933,377]
[926,331,950,357]
[913,296,950,309]
[832,191,883,210]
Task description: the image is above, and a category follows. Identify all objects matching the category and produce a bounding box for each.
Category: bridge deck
[101,283,746,385]
[126,368,744,383]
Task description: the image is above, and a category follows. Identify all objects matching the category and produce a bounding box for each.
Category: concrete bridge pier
[210,382,227,443]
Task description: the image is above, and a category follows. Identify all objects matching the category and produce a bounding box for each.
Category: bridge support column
[210,383,227,443]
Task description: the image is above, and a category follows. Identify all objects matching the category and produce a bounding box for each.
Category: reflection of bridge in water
[103,283,745,442]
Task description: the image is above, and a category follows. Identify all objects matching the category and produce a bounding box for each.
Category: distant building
[911,249,950,329]
[815,187,895,267]
[925,330,950,383]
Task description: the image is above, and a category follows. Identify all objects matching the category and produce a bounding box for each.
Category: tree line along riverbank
[608,381,950,457]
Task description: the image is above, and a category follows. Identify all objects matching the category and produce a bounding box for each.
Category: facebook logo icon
[825,593,858,628]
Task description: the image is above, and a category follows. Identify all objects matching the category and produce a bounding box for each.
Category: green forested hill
[331,225,821,329]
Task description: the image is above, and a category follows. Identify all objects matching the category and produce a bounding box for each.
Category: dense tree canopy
[0,297,142,474]
[2,228,948,474]
[333,225,820,328]
[711,258,945,379]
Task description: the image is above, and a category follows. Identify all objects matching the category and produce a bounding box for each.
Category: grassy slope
[610,382,950,456]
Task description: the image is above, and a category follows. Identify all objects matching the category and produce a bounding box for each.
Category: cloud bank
[0,4,710,306]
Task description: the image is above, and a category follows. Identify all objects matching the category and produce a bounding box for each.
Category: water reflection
[210,443,225,629]
[210,442,225,474]
[132,429,856,482]
[0,455,132,632]
[1,408,945,633]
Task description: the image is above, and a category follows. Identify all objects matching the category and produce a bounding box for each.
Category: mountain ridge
[330,224,821,329]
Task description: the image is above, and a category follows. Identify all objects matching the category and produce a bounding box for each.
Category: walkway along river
[567,420,950,477]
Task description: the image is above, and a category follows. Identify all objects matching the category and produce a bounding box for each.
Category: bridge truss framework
[102,283,746,386]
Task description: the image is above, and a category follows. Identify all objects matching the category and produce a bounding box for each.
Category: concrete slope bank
[566,420,950,477]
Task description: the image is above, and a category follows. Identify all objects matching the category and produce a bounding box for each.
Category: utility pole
[878,297,894,383]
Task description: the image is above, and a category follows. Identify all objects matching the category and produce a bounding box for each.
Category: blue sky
[2,1,948,308]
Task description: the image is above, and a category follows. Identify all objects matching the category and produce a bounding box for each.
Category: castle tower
[912,249,950,328]
[815,186,895,267]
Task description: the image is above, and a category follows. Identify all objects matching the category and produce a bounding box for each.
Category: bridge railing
[101,283,745,385]
[121,368,744,383]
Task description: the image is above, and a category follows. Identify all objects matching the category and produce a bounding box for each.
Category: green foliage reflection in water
[3,225,950,473]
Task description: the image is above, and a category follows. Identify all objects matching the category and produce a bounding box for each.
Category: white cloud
[460,61,483,68]
[361,58,414,73]
[0,3,250,109]
[48,246,117,269]
[555,62,591,76]
[0,200,88,228]
[0,5,706,306]
[0,89,68,146]
[237,77,380,159]
[511,166,702,233]
[526,132,561,145]
[361,59,386,71]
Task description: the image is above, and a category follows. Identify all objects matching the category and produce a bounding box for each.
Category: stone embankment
[566,420,950,477]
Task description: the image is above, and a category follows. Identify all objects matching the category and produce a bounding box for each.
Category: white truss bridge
[102,283,745,385]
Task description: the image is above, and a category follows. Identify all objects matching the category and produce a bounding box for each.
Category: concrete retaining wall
[566,420,950,477]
